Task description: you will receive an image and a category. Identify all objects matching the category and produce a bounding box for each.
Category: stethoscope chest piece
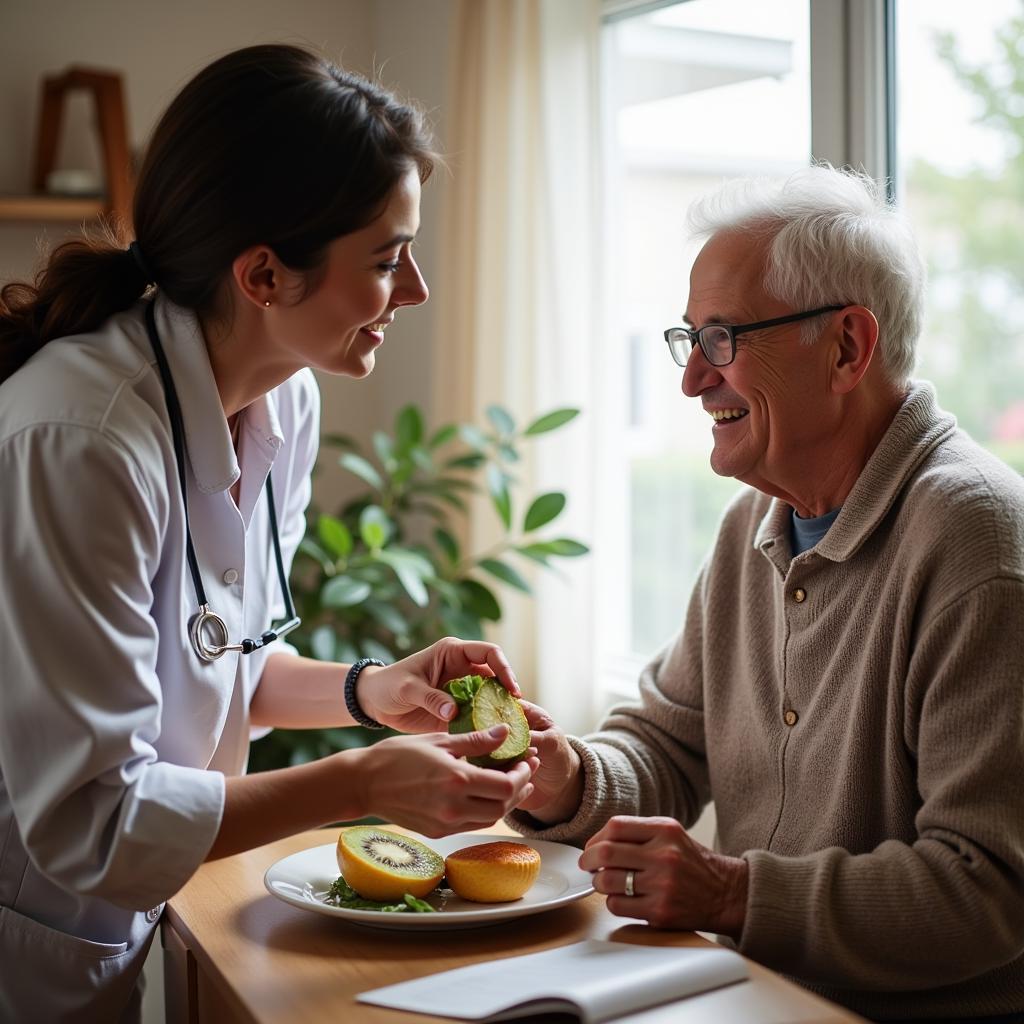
[189,606,231,662]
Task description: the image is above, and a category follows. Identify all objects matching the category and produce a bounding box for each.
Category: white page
[357,939,749,1024]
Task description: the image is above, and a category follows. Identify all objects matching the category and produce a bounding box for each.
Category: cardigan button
[793,588,806,603]
[222,568,239,585]
[783,709,799,727]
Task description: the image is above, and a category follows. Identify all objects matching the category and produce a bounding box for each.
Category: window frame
[595,0,897,702]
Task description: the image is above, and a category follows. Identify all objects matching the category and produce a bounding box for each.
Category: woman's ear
[231,246,284,309]
[830,305,880,395]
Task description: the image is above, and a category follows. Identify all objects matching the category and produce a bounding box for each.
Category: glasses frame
[663,305,846,368]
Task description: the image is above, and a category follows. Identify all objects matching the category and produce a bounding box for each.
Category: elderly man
[513,166,1024,1022]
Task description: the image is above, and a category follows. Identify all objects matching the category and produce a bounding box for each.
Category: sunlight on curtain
[433,0,603,732]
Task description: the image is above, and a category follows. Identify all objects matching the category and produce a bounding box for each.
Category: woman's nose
[394,255,429,307]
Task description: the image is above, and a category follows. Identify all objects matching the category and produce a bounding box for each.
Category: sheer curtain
[432,0,603,733]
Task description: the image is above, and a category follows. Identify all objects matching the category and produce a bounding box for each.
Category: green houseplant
[248,402,588,772]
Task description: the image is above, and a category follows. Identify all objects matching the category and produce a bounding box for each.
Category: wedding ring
[624,869,636,897]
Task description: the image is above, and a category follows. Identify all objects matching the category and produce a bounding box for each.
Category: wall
[0,0,456,512]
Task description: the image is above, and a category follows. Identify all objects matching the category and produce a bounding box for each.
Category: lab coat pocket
[0,904,139,1021]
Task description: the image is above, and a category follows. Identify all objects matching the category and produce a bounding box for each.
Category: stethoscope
[144,301,301,662]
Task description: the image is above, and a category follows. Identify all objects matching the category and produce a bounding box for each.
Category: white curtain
[432,0,603,734]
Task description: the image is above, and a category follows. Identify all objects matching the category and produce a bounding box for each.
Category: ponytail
[0,224,151,384]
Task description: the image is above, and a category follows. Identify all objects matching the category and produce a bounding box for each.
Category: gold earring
[263,299,271,308]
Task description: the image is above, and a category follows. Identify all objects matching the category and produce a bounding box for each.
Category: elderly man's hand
[579,816,748,940]
[513,700,584,825]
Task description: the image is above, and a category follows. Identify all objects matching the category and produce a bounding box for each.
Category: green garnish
[323,875,436,913]
[444,674,487,705]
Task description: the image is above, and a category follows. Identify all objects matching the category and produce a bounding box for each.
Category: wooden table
[163,827,866,1024]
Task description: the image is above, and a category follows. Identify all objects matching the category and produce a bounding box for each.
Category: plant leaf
[434,527,460,565]
[428,423,458,449]
[376,550,430,607]
[373,431,395,468]
[524,492,566,532]
[498,443,520,463]
[396,405,424,449]
[359,505,392,550]
[441,607,484,640]
[321,576,373,608]
[520,538,590,557]
[411,446,434,471]
[478,557,532,594]
[443,452,486,470]
[364,600,410,636]
[336,640,361,665]
[340,453,384,491]
[546,538,590,556]
[459,424,489,451]
[524,408,580,436]
[297,536,334,570]
[487,464,512,530]
[322,432,359,450]
[486,404,516,436]
[317,514,353,559]
[360,637,395,663]
[310,624,337,661]
[514,543,551,566]
[458,579,502,621]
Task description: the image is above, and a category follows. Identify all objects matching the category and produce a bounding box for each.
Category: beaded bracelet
[343,657,387,729]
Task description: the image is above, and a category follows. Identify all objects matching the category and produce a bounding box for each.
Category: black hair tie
[127,241,156,285]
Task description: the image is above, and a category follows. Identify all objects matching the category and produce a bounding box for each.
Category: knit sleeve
[740,576,1024,990]
[507,569,712,844]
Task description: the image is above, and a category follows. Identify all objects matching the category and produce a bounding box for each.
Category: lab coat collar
[150,297,285,496]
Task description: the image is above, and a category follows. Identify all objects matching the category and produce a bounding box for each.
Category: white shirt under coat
[0,296,319,1021]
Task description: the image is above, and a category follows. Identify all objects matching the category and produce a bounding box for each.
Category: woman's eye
[378,260,401,275]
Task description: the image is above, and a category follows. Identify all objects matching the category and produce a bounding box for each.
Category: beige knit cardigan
[510,383,1024,1020]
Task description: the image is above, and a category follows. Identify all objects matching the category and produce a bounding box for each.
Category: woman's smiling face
[270,166,429,379]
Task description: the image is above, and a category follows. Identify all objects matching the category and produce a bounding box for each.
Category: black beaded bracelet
[344,657,387,729]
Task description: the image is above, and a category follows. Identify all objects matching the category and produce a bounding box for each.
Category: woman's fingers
[430,638,520,696]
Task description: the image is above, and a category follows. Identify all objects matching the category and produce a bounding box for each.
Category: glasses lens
[664,328,692,367]
[700,325,734,366]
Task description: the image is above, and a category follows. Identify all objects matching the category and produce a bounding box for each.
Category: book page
[357,939,749,1023]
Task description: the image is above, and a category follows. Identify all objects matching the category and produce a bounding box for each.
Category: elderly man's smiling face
[681,229,840,499]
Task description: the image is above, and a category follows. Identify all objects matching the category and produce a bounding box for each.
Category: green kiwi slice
[444,675,530,767]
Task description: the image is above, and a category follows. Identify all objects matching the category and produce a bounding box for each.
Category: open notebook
[357,939,749,1023]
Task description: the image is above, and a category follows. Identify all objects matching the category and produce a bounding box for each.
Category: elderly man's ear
[830,305,880,395]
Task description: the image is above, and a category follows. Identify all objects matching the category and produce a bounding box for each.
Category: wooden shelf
[0,194,106,222]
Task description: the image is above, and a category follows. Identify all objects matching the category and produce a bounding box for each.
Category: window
[895,0,1024,474]
[598,0,812,691]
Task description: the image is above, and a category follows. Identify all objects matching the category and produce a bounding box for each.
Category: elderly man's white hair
[687,164,925,385]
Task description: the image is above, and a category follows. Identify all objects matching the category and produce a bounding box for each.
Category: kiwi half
[444,675,530,768]
[336,827,444,900]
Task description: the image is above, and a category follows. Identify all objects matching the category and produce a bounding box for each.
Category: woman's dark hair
[0,44,436,383]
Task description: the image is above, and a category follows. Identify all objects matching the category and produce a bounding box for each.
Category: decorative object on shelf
[248,402,588,772]
[0,66,133,225]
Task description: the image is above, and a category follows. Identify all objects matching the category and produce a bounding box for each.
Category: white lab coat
[0,296,319,1021]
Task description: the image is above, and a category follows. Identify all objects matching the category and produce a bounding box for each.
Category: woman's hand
[514,700,584,824]
[578,815,748,939]
[352,728,539,837]
[356,637,520,733]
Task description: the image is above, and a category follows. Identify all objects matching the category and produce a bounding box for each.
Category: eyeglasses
[663,305,846,368]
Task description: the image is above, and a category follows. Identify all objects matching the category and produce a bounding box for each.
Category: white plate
[264,833,593,930]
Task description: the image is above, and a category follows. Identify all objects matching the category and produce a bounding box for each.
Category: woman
[0,45,536,1021]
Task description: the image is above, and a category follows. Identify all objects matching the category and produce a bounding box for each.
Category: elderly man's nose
[682,345,719,397]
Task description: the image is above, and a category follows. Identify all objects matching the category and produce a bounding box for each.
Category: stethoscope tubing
[144,301,300,662]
